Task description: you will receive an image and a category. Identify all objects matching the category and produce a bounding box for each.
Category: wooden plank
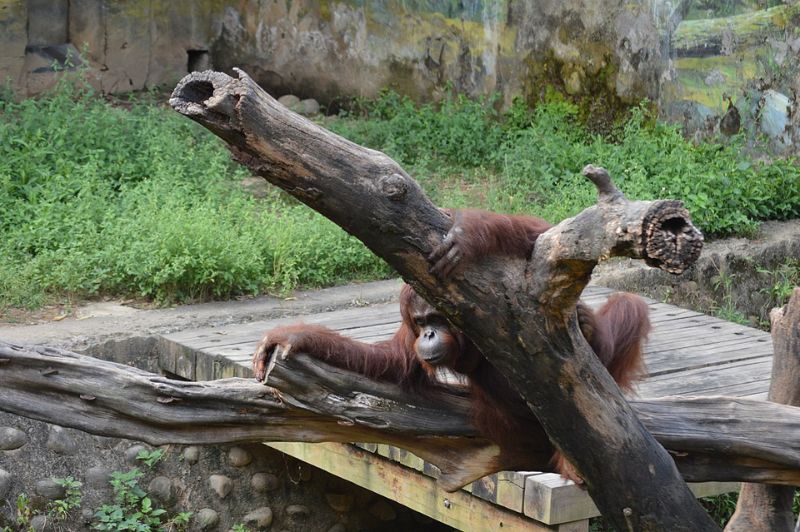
[523,473,740,525]
[468,470,539,514]
[647,335,769,358]
[268,442,575,532]
[645,344,772,375]
[639,358,772,397]
[646,315,750,335]
[524,473,598,524]
[165,303,400,344]
[646,350,772,378]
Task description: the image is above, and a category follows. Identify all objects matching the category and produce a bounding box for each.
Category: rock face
[1,0,799,147]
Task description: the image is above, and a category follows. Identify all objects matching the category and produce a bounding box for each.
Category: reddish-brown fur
[252,321,434,392]
[252,209,651,483]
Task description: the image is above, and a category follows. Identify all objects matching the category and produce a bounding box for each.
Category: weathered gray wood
[167,69,753,529]
[726,288,800,532]
[3,340,800,492]
[0,339,512,488]
[639,359,772,396]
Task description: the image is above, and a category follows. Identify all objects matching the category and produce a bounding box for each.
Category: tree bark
[167,68,716,530]
[2,340,800,493]
[725,288,800,532]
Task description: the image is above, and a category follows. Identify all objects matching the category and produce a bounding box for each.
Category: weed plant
[330,91,798,235]
[1,81,797,310]
[0,81,389,310]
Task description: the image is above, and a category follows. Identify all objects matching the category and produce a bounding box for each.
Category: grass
[1,80,798,311]
[0,80,390,312]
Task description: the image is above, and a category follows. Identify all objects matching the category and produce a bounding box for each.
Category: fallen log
[2,340,799,493]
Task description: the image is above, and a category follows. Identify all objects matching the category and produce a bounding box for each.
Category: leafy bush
[331,95,799,235]
[0,82,389,310]
[1,80,797,311]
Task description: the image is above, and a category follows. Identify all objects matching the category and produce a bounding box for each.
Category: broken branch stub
[582,163,703,275]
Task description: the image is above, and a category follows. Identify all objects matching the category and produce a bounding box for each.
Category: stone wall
[1,0,797,146]
[0,420,447,532]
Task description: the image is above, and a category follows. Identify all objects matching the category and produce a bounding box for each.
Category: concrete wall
[0,1,797,139]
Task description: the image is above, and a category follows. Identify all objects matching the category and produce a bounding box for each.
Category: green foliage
[758,259,800,307]
[331,88,506,168]
[93,468,189,531]
[15,493,33,529]
[2,80,797,311]
[0,81,390,310]
[701,492,740,526]
[230,525,251,532]
[136,448,166,469]
[49,476,83,521]
[332,95,799,235]
[710,268,750,325]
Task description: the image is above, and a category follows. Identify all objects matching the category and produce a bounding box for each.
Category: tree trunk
[725,288,800,532]
[171,69,717,530]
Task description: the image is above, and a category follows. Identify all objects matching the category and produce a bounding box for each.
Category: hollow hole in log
[661,217,686,236]
[181,81,214,104]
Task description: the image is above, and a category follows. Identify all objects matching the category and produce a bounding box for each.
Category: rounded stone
[46,426,78,455]
[81,507,95,523]
[227,446,252,467]
[30,515,48,532]
[182,446,200,464]
[125,444,148,465]
[0,427,28,450]
[278,94,300,108]
[147,476,174,505]
[369,500,397,521]
[297,98,320,116]
[243,506,273,528]
[325,492,354,513]
[35,478,66,500]
[251,472,279,492]
[85,466,112,489]
[195,508,219,530]
[0,468,12,499]
[285,504,309,518]
[209,474,233,498]
[327,524,347,532]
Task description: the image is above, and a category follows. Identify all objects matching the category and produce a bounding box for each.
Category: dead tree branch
[167,68,723,530]
[1,340,799,494]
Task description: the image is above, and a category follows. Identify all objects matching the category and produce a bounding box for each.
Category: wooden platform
[160,285,771,530]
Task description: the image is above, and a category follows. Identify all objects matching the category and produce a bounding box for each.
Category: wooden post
[725,287,800,532]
